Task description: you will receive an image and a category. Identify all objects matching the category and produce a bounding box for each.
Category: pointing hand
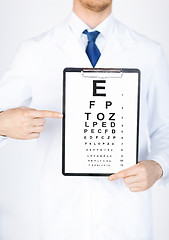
[0,107,63,140]
[108,160,163,192]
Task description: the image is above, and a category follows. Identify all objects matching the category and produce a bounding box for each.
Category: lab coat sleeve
[146,45,169,186]
[0,41,33,146]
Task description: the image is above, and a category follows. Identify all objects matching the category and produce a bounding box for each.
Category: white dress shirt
[0,11,169,240]
[68,12,114,53]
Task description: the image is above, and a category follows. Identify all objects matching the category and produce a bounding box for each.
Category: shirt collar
[68,11,114,41]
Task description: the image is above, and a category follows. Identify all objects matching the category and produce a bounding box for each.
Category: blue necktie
[83,29,101,68]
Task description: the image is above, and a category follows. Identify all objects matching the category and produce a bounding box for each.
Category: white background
[0,0,169,239]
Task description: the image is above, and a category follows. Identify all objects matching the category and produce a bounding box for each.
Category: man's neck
[73,1,112,29]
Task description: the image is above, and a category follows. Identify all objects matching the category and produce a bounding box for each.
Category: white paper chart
[62,68,140,176]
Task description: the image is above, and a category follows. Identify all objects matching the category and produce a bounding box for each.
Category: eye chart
[62,68,140,176]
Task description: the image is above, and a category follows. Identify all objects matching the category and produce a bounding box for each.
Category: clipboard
[62,68,140,176]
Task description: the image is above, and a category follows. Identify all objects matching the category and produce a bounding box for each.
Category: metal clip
[82,68,123,79]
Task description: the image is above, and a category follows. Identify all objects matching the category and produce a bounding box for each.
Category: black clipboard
[62,68,140,176]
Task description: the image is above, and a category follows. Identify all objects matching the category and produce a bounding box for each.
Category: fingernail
[108,176,113,181]
[58,114,63,118]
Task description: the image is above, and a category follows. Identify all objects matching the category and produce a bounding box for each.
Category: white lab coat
[1,13,169,240]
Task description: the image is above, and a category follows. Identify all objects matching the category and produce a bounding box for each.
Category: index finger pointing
[108,164,138,181]
[108,171,126,181]
[35,110,63,119]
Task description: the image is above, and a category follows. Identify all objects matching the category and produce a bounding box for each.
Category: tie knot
[83,29,100,43]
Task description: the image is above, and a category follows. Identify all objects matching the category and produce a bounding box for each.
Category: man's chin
[79,0,112,12]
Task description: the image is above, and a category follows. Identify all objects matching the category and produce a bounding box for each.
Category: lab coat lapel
[63,37,91,67]
[51,20,128,68]
[53,25,92,67]
[95,21,129,68]
[96,39,123,67]
[95,35,118,67]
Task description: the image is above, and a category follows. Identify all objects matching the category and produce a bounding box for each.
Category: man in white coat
[0,0,169,239]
